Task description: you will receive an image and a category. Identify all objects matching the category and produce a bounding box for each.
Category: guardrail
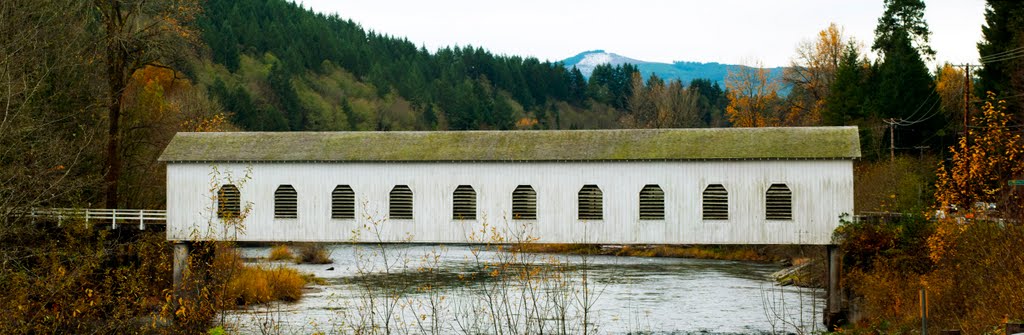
[25,208,166,230]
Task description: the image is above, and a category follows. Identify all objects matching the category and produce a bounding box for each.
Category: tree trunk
[103,1,123,209]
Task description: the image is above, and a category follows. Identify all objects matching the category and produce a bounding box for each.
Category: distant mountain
[562,50,785,87]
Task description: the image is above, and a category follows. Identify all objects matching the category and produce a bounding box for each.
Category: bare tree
[0,0,102,234]
[94,0,201,208]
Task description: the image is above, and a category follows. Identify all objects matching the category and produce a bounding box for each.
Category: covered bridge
[158,127,860,245]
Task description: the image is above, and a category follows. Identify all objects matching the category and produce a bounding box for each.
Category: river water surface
[222,245,822,334]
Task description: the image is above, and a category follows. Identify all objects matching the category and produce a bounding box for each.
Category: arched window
[217,184,240,219]
[766,184,792,220]
[274,185,297,219]
[512,185,537,220]
[453,185,476,220]
[639,184,665,220]
[578,184,603,220]
[390,185,413,219]
[702,184,728,220]
[332,185,355,219]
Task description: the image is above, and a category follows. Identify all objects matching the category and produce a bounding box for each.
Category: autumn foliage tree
[921,94,1024,332]
[783,23,855,126]
[835,94,1024,333]
[119,65,231,208]
[725,61,784,127]
[934,93,1023,213]
[96,0,201,208]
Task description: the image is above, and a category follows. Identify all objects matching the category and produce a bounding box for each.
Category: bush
[833,213,933,274]
[226,267,272,305]
[266,267,305,302]
[0,224,180,334]
[295,243,333,264]
[854,156,937,213]
[925,219,1024,333]
[268,245,293,261]
[226,265,307,305]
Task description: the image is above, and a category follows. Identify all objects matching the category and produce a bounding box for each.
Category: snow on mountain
[561,50,786,88]
[564,50,644,77]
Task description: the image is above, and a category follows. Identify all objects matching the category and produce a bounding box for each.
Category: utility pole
[964,64,971,156]
[953,64,977,156]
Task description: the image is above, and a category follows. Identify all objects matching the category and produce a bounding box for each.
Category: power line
[894,98,942,126]
[891,89,938,124]
[885,93,942,127]
[974,45,1024,61]
[980,50,1024,64]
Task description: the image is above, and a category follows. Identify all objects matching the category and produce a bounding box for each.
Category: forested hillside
[195,0,731,131]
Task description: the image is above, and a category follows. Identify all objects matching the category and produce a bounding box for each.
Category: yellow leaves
[180,113,229,132]
[515,117,538,129]
[725,60,784,127]
[783,22,852,127]
[931,93,1023,261]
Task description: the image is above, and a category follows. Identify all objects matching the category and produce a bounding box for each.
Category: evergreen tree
[825,44,871,126]
[872,0,941,151]
[873,0,935,60]
[268,62,305,130]
[689,78,729,127]
[977,0,1024,116]
[567,66,587,105]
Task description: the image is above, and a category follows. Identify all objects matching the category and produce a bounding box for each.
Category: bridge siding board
[166,160,852,245]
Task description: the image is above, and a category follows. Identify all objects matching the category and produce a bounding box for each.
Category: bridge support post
[172,241,191,295]
[825,244,846,330]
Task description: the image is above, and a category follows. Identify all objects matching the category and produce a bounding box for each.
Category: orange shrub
[267,267,305,302]
[226,266,307,305]
[268,245,293,261]
[227,267,273,305]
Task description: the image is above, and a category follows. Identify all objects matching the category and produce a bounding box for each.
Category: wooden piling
[825,244,846,330]
[172,242,190,293]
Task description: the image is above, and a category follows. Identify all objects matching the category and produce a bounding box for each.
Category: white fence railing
[24,208,166,230]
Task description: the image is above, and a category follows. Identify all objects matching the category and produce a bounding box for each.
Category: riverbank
[514,243,827,287]
[245,242,828,288]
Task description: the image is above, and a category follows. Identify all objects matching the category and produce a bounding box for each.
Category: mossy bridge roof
[158,127,861,162]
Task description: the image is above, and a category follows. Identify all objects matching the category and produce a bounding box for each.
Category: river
[221,245,823,334]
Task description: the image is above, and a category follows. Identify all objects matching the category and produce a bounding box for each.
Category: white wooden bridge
[23,208,166,230]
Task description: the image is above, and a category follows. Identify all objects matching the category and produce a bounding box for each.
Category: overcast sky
[295,0,987,68]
